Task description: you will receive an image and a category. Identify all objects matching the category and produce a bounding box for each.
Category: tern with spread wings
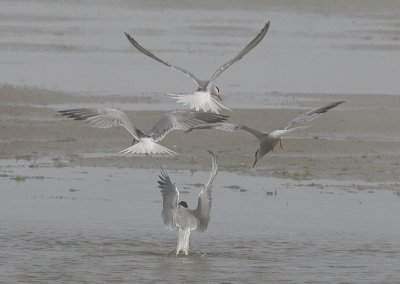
[158,150,218,255]
[187,101,345,167]
[59,108,228,156]
[125,21,270,113]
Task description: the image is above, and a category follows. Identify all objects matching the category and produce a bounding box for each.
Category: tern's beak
[252,157,258,168]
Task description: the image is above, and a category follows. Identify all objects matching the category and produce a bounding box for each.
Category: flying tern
[187,101,345,167]
[59,108,228,156]
[125,21,270,113]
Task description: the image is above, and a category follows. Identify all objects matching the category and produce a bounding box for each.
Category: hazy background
[1,0,399,109]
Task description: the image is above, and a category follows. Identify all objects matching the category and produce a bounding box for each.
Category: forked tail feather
[119,139,178,156]
[168,93,231,114]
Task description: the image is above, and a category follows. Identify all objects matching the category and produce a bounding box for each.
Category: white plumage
[158,151,218,255]
[125,21,270,113]
[59,108,228,156]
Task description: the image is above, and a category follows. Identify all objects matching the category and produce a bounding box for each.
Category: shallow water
[1,0,400,107]
[1,159,399,283]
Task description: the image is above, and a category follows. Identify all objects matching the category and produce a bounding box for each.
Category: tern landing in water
[125,21,270,113]
[58,108,228,156]
[187,101,345,167]
[158,150,218,255]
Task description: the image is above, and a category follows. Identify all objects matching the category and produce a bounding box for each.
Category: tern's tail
[168,92,231,114]
[176,228,191,255]
[119,139,177,156]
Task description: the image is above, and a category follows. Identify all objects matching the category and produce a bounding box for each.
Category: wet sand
[1,0,400,185]
[1,85,399,183]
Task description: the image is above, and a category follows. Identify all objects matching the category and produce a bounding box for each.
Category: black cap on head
[178,201,188,208]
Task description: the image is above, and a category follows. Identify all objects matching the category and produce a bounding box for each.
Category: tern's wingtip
[205,149,214,156]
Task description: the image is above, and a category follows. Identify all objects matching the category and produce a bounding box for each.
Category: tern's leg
[272,141,277,151]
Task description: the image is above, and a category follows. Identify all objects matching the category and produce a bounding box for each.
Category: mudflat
[1,85,399,182]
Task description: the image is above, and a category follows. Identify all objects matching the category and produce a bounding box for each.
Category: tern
[158,150,218,255]
[58,108,228,156]
[125,21,270,113]
[187,101,345,167]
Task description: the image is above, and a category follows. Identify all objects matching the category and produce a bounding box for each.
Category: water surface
[1,160,399,283]
[1,0,400,109]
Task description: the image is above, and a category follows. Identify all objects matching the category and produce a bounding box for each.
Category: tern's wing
[125,32,201,87]
[185,122,265,142]
[158,166,179,230]
[147,111,229,142]
[194,150,219,232]
[209,21,270,82]
[282,101,345,130]
[269,126,309,139]
[185,122,240,133]
[240,125,267,144]
[58,108,142,140]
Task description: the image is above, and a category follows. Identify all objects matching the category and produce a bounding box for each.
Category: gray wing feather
[185,122,265,143]
[158,166,179,230]
[148,111,229,142]
[209,21,270,82]
[283,101,345,130]
[58,108,142,140]
[240,125,266,143]
[185,122,239,133]
[194,150,219,232]
[125,32,201,87]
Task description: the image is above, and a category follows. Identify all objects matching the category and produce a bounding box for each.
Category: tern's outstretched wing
[239,125,268,143]
[282,101,345,130]
[194,150,219,232]
[58,108,143,140]
[185,122,265,143]
[185,122,239,133]
[148,111,229,142]
[209,21,270,82]
[125,32,201,87]
[158,166,179,230]
[270,101,345,139]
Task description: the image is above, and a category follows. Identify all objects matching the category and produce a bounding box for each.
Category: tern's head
[178,201,188,208]
[208,83,222,101]
[253,140,276,167]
